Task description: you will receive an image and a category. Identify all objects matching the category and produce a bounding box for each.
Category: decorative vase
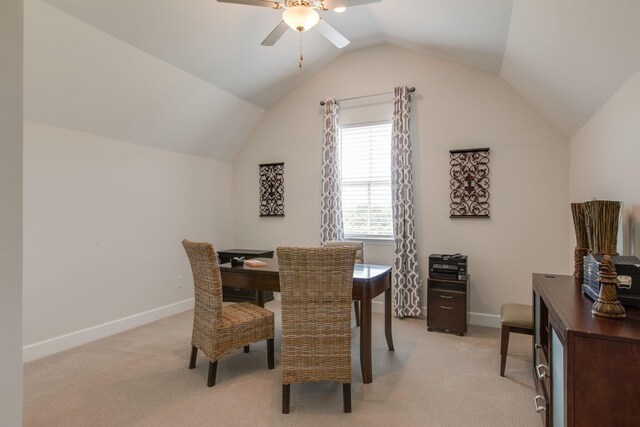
[571,202,589,279]
[574,247,589,279]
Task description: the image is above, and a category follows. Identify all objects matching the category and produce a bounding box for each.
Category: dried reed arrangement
[571,202,589,278]
[584,200,622,255]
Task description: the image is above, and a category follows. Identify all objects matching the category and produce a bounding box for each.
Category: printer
[429,253,468,282]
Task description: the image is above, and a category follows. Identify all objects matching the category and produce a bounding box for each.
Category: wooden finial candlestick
[592,255,626,319]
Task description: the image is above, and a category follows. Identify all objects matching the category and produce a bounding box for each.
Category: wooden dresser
[532,273,640,426]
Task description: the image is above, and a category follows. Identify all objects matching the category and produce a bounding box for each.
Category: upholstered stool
[500,303,533,376]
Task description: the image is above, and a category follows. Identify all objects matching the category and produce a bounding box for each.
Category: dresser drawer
[427,296,466,334]
[428,289,465,305]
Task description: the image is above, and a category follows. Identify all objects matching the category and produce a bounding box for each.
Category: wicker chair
[277,246,357,413]
[323,241,364,327]
[182,239,275,387]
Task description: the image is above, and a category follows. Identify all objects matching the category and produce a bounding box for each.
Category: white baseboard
[22,296,500,363]
[23,298,194,362]
[371,299,385,313]
[281,296,501,327]
[468,312,501,328]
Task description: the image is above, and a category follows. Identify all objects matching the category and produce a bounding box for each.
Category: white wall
[23,122,234,359]
[233,44,571,323]
[0,0,23,423]
[570,69,640,256]
[23,0,241,359]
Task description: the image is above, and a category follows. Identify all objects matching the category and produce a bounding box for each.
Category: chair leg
[343,383,352,413]
[207,360,218,387]
[500,325,510,377]
[354,301,360,327]
[282,384,290,414]
[244,345,250,353]
[189,346,198,369]
[267,338,274,369]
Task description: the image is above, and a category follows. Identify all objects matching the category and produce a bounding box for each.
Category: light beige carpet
[24,301,541,426]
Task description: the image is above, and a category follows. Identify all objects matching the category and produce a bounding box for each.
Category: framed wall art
[259,162,284,217]
[449,148,490,218]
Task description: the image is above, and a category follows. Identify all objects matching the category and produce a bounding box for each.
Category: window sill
[344,236,394,246]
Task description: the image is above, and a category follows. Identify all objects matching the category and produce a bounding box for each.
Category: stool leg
[500,325,510,377]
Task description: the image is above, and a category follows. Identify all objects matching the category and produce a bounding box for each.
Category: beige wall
[0,0,23,423]
[233,44,571,324]
[22,122,234,359]
[22,0,241,360]
[570,69,640,256]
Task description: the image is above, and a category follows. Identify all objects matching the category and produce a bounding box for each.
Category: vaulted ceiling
[39,0,640,139]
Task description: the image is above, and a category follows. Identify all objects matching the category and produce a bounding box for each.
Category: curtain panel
[320,98,344,245]
[391,86,422,318]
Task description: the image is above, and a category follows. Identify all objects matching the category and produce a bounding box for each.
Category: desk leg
[256,290,265,308]
[385,284,395,351]
[360,288,373,384]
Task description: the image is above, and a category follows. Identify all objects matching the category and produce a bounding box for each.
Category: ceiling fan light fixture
[282,5,320,32]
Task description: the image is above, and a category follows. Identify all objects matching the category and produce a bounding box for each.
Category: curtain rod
[319,87,415,106]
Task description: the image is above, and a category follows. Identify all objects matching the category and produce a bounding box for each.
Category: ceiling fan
[218,0,382,66]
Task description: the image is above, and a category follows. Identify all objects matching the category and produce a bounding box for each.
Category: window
[340,122,393,239]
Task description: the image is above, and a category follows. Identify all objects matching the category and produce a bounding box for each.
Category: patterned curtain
[320,98,344,245]
[391,86,422,318]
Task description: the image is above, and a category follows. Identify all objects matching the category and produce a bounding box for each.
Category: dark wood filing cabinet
[426,276,469,336]
[217,249,274,304]
[532,273,640,426]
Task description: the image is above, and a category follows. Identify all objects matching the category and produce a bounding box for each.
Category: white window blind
[340,122,393,238]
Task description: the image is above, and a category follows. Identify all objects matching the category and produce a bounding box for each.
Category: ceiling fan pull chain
[299,32,304,68]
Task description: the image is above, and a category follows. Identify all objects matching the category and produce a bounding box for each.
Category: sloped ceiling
[40,0,513,108]
[37,0,640,146]
[25,0,264,162]
[500,0,640,137]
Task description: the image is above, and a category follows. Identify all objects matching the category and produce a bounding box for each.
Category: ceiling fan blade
[316,19,350,49]
[320,0,382,10]
[217,0,281,8]
[261,21,289,46]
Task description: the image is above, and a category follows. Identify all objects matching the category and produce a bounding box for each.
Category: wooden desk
[219,258,394,384]
[217,249,274,304]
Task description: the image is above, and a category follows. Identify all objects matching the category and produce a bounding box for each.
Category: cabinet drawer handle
[440,305,453,310]
[535,363,550,380]
[533,395,546,413]
[440,295,453,299]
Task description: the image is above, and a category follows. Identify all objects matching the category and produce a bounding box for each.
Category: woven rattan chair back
[323,240,364,264]
[277,246,357,413]
[323,240,364,327]
[182,240,224,337]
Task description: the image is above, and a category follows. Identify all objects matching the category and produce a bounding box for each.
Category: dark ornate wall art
[449,148,490,218]
[259,162,285,217]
